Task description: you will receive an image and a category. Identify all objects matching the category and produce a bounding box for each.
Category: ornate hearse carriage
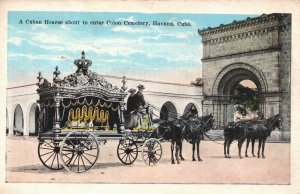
[37,52,162,173]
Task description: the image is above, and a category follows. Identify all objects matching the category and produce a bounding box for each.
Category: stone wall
[199,14,291,141]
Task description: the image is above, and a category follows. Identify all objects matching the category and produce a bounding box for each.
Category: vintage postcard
[0,0,299,194]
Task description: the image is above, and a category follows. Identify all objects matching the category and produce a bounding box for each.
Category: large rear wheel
[38,139,65,170]
[59,131,99,173]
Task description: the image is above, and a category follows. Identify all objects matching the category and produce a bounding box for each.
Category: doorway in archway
[184,103,198,115]
[231,79,259,122]
[160,102,178,121]
[14,104,24,136]
[29,104,39,136]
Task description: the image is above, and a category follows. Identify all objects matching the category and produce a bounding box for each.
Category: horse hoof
[245,155,248,157]
[227,156,231,158]
[257,155,261,158]
[171,160,175,164]
[262,156,266,159]
[181,157,185,161]
[198,158,203,162]
[252,154,256,157]
[239,156,243,159]
[177,161,180,164]
[192,158,196,161]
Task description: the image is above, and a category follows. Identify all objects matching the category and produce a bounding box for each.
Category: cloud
[9,53,71,61]
[111,26,147,33]
[32,24,48,31]
[8,37,24,46]
[141,32,193,43]
[116,16,135,22]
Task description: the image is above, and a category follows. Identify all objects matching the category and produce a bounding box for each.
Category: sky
[7,12,257,87]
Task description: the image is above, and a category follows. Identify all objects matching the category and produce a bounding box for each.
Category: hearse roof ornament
[74,51,92,75]
[37,51,126,102]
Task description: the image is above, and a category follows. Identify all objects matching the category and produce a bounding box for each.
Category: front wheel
[117,139,138,165]
[141,138,162,166]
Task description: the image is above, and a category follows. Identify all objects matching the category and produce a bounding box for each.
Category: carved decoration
[37,51,126,101]
[191,77,204,87]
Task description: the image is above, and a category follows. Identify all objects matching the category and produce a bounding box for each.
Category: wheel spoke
[77,153,80,173]
[44,141,54,148]
[40,150,54,157]
[84,152,98,158]
[80,155,87,171]
[129,152,135,161]
[82,154,93,165]
[118,150,126,155]
[56,153,60,169]
[70,154,79,169]
[118,147,127,151]
[40,147,55,151]
[125,154,129,163]
[62,152,72,159]
[50,153,57,168]
[121,152,127,160]
[44,152,55,163]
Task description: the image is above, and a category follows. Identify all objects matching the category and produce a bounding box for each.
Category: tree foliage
[232,84,259,116]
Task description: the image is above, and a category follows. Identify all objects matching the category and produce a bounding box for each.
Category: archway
[210,63,267,126]
[160,101,178,121]
[184,103,198,115]
[14,104,24,136]
[212,63,267,95]
[231,80,259,121]
[29,103,39,136]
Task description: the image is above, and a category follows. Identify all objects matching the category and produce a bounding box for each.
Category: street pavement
[6,136,290,184]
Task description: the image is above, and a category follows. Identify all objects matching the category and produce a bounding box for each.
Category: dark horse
[150,114,214,164]
[181,114,215,162]
[224,114,282,159]
[149,119,184,164]
[245,114,282,158]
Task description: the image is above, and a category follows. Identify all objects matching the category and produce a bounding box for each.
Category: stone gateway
[199,13,291,141]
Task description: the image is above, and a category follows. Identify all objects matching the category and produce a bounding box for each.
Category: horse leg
[224,138,229,158]
[171,141,175,164]
[238,139,244,159]
[192,140,196,161]
[175,142,180,164]
[245,138,250,157]
[257,138,262,158]
[262,138,266,158]
[227,139,233,158]
[251,138,256,157]
[197,140,202,161]
[179,140,185,161]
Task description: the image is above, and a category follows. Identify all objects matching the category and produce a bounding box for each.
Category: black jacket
[126,95,139,113]
[134,91,146,107]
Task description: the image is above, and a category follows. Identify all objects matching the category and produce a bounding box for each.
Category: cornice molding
[201,47,280,62]
[199,13,290,39]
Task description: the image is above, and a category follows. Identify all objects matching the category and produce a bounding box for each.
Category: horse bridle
[268,115,282,130]
[201,116,215,131]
